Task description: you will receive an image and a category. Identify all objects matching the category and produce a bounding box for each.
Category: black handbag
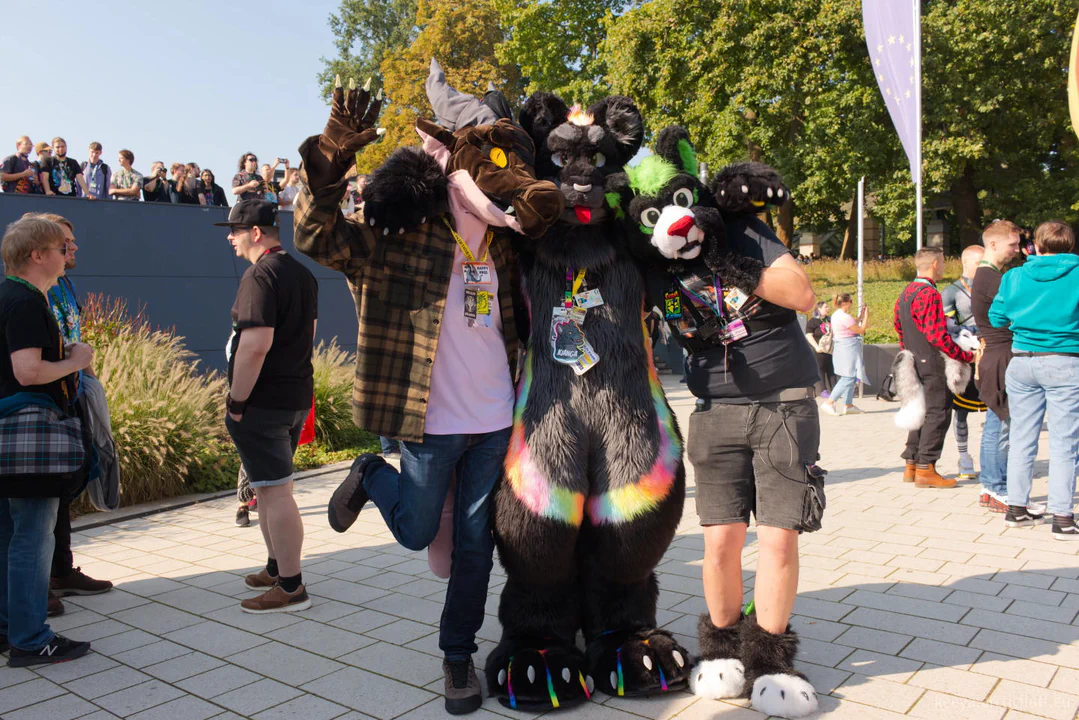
[876,372,898,402]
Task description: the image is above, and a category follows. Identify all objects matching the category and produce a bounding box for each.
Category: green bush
[309,339,377,451]
[82,295,236,505]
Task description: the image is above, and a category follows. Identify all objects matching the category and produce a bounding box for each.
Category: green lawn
[812,275,963,345]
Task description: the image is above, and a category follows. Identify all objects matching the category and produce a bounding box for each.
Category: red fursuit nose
[668,215,694,238]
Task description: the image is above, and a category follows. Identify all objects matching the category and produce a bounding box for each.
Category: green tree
[317,0,420,102]
[603,0,904,247]
[355,0,525,173]
[493,0,622,105]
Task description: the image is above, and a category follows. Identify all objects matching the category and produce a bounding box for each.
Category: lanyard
[443,218,491,263]
[676,271,723,318]
[564,268,587,308]
[978,259,1001,272]
[913,276,934,287]
[5,275,44,298]
[261,246,284,257]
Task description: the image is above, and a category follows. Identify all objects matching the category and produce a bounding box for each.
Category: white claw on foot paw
[778,188,785,197]
[376,128,386,136]
[610,671,618,689]
[586,675,595,693]
[673,651,685,668]
[741,185,749,194]
[720,189,726,196]
[420,217,426,224]
[370,218,376,226]
[398,228,405,235]
[527,666,536,684]
[383,228,389,236]
[562,668,571,683]
[643,656,653,671]
[498,669,507,686]
[751,673,818,719]
[689,658,746,700]
[767,187,774,198]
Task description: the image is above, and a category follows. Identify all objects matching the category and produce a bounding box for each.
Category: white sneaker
[844,405,863,415]
[958,452,977,479]
[1027,501,1050,521]
[836,402,848,416]
[819,402,839,417]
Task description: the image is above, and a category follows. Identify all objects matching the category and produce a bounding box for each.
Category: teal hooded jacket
[989,254,1079,354]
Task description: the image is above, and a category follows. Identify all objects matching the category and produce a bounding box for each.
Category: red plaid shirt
[893,277,973,363]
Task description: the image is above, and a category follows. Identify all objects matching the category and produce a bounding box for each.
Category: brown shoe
[47,591,65,617]
[903,461,917,483]
[914,463,957,489]
[240,584,311,614]
[443,658,482,715]
[51,567,113,596]
[244,568,278,590]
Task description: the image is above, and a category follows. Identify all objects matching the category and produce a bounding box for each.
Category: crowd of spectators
[0,137,304,211]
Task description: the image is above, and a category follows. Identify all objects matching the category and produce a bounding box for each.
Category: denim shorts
[687,398,822,530]
[225,406,307,487]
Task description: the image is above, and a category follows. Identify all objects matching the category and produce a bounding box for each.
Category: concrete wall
[864,343,900,391]
[0,194,357,372]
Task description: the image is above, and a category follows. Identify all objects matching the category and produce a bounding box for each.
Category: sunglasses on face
[49,243,69,256]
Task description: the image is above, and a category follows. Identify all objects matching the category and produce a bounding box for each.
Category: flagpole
[857,176,865,311]
[914,0,923,251]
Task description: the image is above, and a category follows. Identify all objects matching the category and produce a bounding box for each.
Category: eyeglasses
[246,157,257,163]
[49,243,69,256]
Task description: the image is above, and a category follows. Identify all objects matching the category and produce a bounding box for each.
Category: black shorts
[687,398,822,531]
[225,406,307,487]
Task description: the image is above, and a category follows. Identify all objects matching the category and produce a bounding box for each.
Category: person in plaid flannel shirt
[893,247,975,488]
[293,66,562,714]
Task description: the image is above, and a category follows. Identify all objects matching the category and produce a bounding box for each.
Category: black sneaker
[8,635,91,667]
[1052,515,1079,541]
[0,635,8,653]
[1005,505,1044,528]
[444,658,482,715]
[235,505,250,527]
[327,454,384,533]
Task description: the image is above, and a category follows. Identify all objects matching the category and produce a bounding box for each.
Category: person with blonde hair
[818,292,868,415]
[0,216,94,665]
[990,221,1079,538]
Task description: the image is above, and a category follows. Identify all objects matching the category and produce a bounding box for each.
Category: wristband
[226,393,248,415]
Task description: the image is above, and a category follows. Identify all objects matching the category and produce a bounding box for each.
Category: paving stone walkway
[1,379,1077,720]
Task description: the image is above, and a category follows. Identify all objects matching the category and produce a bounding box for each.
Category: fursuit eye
[489,147,508,168]
[673,188,693,207]
[591,152,606,168]
[641,208,661,228]
[551,153,566,168]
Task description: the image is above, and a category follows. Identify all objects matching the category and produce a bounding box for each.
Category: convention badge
[724,287,749,313]
[664,289,682,320]
[553,306,587,324]
[551,316,587,365]
[464,287,478,320]
[571,338,601,376]
[462,262,492,285]
[722,318,748,344]
[574,288,604,309]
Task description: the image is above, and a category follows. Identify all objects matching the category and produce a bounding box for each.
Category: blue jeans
[364,427,511,660]
[831,375,857,406]
[0,497,60,650]
[1005,356,1079,515]
[379,436,401,455]
[979,408,1009,496]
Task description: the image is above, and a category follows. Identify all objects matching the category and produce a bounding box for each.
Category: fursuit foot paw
[689,657,745,699]
[486,643,591,711]
[587,629,689,698]
[750,673,818,719]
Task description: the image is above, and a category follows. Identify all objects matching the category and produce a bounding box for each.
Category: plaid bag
[0,404,87,497]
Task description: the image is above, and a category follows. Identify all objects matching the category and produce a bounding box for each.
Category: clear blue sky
[1,0,344,198]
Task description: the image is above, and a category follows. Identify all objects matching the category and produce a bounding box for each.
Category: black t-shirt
[39,156,83,197]
[648,216,819,401]
[971,265,1012,350]
[202,183,229,207]
[1,154,41,194]
[142,174,171,202]
[0,279,73,409]
[228,251,318,410]
[805,317,825,342]
[168,179,200,204]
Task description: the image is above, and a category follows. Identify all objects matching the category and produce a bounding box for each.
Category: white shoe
[844,405,863,415]
[836,402,848,416]
[1027,501,1050,520]
[819,402,839,417]
[958,452,977,479]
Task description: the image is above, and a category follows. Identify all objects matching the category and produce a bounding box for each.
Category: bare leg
[257,498,275,560]
[255,482,304,577]
[703,523,748,628]
[753,526,799,635]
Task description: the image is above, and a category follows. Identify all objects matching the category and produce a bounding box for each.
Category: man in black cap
[216,199,319,614]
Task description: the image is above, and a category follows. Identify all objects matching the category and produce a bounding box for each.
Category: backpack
[876,372,898,402]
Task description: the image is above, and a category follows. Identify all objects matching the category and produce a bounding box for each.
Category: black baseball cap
[213,199,278,228]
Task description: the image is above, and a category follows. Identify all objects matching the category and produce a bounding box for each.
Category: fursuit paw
[486,644,591,711]
[689,657,745,700]
[710,162,788,215]
[750,673,819,719]
[362,147,448,235]
[587,629,689,698]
